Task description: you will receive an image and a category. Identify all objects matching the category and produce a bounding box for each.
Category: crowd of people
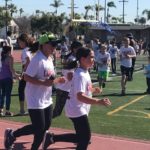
[0,31,150,150]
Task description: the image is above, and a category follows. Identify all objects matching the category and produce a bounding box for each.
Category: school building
[87,23,150,42]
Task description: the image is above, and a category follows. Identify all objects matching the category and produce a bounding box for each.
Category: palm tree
[94,4,104,21]
[8,3,17,17]
[19,8,24,17]
[50,0,64,15]
[35,9,44,16]
[107,1,116,23]
[84,5,93,19]
[139,17,146,25]
[142,9,150,21]
[111,17,122,23]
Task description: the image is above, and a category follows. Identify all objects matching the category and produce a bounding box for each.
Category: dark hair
[7,31,12,36]
[76,47,91,61]
[0,41,4,47]
[70,41,82,50]
[28,41,39,53]
[126,33,133,39]
[17,33,31,46]
[1,46,11,61]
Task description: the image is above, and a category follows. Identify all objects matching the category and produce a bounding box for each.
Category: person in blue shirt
[144,56,150,94]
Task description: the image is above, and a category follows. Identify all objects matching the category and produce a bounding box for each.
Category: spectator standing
[17,33,34,115]
[6,31,13,54]
[0,46,20,116]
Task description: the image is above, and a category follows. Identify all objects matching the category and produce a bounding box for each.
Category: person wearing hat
[4,33,65,150]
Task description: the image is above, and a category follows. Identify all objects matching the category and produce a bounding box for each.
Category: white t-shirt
[96,52,111,71]
[109,46,119,59]
[25,51,54,109]
[21,47,32,65]
[56,69,74,92]
[7,36,13,53]
[61,44,69,56]
[120,46,136,68]
[65,68,92,118]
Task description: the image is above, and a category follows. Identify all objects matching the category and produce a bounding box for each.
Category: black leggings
[111,58,117,73]
[146,77,150,93]
[53,89,69,118]
[54,115,91,150]
[13,105,53,150]
[18,79,26,101]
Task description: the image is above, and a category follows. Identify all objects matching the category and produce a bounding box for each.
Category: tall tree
[107,1,116,23]
[138,17,146,25]
[0,6,6,28]
[142,9,150,21]
[94,4,104,21]
[19,8,24,17]
[50,0,64,15]
[8,3,17,17]
[84,5,93,19]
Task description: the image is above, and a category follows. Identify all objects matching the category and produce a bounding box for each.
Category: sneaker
[0,109,4,117]
[18,111,28,116]
[121,90,126,96]
[4,128,16,149]
[102,82,106,88]
[143,91,150,94]
[42,131,54,150]
[5,112,13,117]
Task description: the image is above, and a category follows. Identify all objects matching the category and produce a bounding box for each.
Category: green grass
[1,54,150,141]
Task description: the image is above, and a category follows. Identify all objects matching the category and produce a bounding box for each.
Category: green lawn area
[1,54,150,141]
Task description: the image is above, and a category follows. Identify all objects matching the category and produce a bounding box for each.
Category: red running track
[0,120,150,150]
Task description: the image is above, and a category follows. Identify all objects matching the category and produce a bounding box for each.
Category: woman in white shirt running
[4,33,65,150]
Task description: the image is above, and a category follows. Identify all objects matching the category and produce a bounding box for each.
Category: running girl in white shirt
[42,47,111,150]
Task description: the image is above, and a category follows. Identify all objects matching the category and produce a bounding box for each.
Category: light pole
[4,0,11,38]
[136,0,139,24]
[119,0,128,23]
[97,0,100,21]
[71,0,74,20]
[68,0,78,20]
[104,0,107,22]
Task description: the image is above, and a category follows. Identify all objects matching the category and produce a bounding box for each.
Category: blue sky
[0,0,148,23]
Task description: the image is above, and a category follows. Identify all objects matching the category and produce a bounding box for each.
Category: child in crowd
[53,41,82,118]
[108,41,119,75]
[96,44,111,88]
[17,33,34,115]
[119,37,136,95]
[144,56,150,94]
[60,40,69,64]
[42,47,111,150]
